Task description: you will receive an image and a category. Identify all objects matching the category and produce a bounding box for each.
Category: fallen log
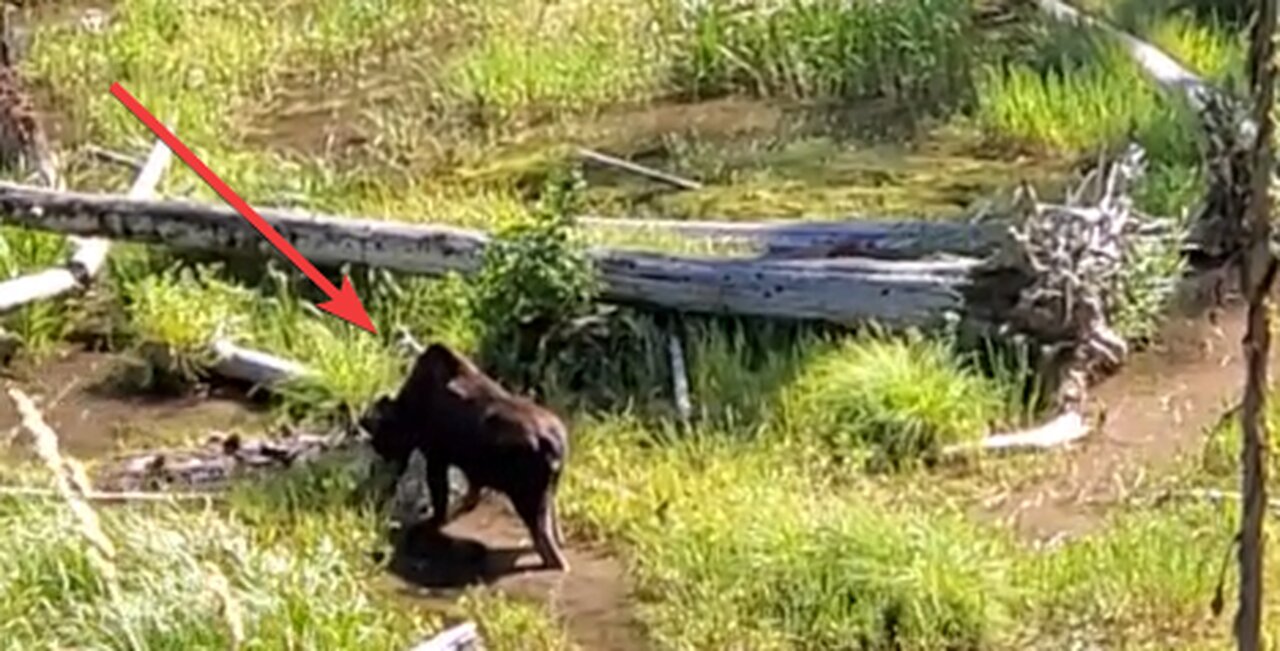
[0,182,1008,329]
[577,215,1013,259]
[0,131,174,314]
[1034,0,1228,111]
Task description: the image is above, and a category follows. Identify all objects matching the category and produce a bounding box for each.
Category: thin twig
[82,144,143,171]
[577,147,703,191]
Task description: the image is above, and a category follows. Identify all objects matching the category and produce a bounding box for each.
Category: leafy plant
[469,168,602,390]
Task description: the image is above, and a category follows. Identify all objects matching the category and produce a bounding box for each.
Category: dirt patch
[987,271,1269,541]
[389,495,650,651]
[0,347,273,462]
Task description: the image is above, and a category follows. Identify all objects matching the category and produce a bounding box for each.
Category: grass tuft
[774,333,1002,469]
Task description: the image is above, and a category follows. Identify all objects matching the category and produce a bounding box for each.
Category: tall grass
[444,0,662,120]
[975,41,1199,164]
[1146,12,1246,89]
[665,0,975,106]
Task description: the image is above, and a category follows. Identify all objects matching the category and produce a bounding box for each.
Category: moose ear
[415,343,462,384]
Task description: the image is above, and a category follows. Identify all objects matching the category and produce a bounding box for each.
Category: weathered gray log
[577,147,703,191]
[0,133,173,314]
[70,128,175,281]
[0,183,1004,329]
[578,215,1013,259]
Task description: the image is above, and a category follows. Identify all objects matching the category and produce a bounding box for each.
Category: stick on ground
[577,147,703,191]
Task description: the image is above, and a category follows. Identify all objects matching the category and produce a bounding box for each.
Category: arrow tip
[316,276,378,335]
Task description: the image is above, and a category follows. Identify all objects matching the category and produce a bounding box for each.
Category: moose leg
[514,489,569,572]
[547,470,566,546]
[447,480,484,521]
[424,456,451,530]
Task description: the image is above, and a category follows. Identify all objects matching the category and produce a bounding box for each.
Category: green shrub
[775,333,1001,469]
[469,169,602,389]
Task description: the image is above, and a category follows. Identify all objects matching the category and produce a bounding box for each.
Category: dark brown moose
[359,342,570,572]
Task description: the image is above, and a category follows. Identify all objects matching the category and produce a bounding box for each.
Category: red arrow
[109,82,377,334]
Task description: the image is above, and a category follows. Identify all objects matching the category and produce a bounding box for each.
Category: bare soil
[987,271,1274,541]
[0,347,273,462]
[388,494,650,651]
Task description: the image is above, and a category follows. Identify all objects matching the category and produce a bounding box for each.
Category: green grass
[664,0,975,107]
[773,332,1006,469]
[565,415,1243,650]
[974,41,1199,164]
[0,0,1255,648]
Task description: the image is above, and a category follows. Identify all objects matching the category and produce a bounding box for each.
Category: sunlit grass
[975,43,1199,163]
[0,0,1256,649]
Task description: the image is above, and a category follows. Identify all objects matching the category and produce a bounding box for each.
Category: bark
[0,182,1002,329]
[1236,0,1278,642]
[577,215,1012,259]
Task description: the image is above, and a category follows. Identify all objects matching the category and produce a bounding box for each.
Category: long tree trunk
[1236,0,1278,647]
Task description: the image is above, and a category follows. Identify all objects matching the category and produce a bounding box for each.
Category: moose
[358,342,571,572]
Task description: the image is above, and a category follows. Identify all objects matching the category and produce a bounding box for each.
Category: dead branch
[209,337,312,388]
[405,621,484,651]
[577,147,703,191]
[0,128,174,315]
[1153,488,1280,515]
[69,127,175,281]
[93,428,358,493]
[83,144,143,170]
[6,387,120,586]
[942,410,1090,457]
[1234,0,1277,645]
[1033,0,1229,112]
[668,329,692,423]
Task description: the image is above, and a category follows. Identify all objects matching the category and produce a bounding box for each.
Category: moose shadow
[382,519,550,590]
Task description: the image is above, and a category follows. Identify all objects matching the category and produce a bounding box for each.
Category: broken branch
[577,147,703,191]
